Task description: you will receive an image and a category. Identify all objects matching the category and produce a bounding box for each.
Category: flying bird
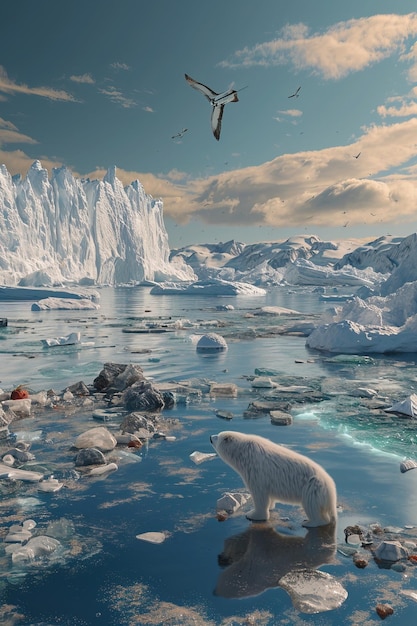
[171,128,188,139]
[353,152,361,159]
[185,73,244,140]
[288,86,301,98]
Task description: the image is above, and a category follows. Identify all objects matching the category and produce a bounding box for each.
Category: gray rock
[120,412,156,434]
[374,540,409,562]
[93,363,127,391]
[67,381,90,396]
[122,381,164,412]
[74,447,106,467]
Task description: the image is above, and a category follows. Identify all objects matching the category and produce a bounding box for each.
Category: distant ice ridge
[0,161,195,286]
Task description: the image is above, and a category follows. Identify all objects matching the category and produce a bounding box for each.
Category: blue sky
[1,1,417,248]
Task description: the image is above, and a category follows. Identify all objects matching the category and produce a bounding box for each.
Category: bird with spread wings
[185,73,242,140]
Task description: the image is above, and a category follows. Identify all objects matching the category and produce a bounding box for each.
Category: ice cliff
[0,161,194,286]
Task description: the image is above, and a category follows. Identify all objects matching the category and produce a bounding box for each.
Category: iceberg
[41,332,81,348]
[0,161,195,286]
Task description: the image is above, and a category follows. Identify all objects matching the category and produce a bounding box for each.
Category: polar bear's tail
[302,475,337,528]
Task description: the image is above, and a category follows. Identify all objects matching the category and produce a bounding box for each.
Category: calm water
[1,286,417,625]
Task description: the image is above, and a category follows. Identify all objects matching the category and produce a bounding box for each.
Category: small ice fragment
[89,462,118,476]
[400,459,417,473]
[210,383,237,397]
[136,531,167,544]
[38,477,64,492]
[41,331,81,347]
[386,394,417,418]
[163,436,176,442]
[401,590,417,602]
[189,451,217,465]
[2,399,31,416]
[11,535,61,564]
[0,463,43,482]
[22,519,36,530]
[251,377,275,388]
[279,569,348,613]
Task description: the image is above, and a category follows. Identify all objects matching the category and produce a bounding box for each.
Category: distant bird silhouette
[171,128,188,139]
[185,73,244,140]
[353,152,361,159]
[288,86,301,98]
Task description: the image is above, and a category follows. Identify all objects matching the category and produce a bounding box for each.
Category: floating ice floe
[196,333,228,352]
[41,331,81,347]
[136,531,168,544]
[216,492,250,513]
[278,569,348,613]
[150,278,266,296]
[385,394,417,418]
[38,477,64,492]
[0,462,43,481]
[189,451,217,465]
[32,297,100,311]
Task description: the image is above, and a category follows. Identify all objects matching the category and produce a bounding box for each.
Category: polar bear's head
[210,431,252,471]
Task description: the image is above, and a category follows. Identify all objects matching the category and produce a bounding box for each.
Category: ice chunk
[189,451,217,465]
[196,333,228,351]
[38,477,64,492]
[41,331,81,347]
[74,426,117,451]
[400,459,417,473]
[385,394,417,418]
[11,535,61,564]
[88,462,118,476]
[0,462,43,481]
[136,531,168,544]
[2,398,31,416]
[279,569,348,613]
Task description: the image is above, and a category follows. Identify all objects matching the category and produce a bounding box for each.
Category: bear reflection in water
[215,521,336,599]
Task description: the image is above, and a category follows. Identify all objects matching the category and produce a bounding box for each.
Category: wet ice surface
[2,286,417,624]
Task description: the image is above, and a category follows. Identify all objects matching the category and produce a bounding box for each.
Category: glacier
[0,161,195,286]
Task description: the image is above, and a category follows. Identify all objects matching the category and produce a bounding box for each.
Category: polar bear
[210,431,337,526]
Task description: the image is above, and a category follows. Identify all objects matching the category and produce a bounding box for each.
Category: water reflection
[215,521,336,599]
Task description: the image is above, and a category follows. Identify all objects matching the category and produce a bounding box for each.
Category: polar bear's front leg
[246,494,271,522]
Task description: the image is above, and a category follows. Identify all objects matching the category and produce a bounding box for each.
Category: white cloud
[98,86,137,108]
[142,106,154,113]
[377,101,417,117]
[70,73,95,84]
[0,65,77,101]
[110,62,130,71]
[220,13,417,80]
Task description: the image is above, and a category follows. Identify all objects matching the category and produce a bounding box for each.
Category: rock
[353,554,368,568]
[67,381,90,396]
[113,363,144,390]
[120,413,156,434]
[374,540,409,562]
[3,448,35,463]
[270,410,293,425]
[162,391,175,409]
[74,426,117,451]
[196,333,228,351]
[123,382,164,412]
[375,603,394,619]
[74,448,106,467]
[93,363,127,391]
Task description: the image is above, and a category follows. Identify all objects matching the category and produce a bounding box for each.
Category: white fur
[210,431,337,526]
